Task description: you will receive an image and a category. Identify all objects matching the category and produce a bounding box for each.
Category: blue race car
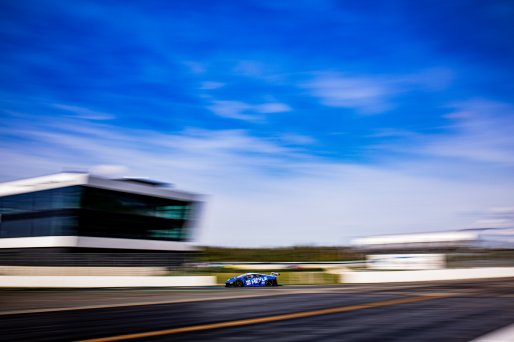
[225,272,280,287]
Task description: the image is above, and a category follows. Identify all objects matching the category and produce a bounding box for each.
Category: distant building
[351,228,514,252]
[0,172,202,266]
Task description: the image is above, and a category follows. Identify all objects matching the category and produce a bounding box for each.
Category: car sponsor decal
[246,276,268,285]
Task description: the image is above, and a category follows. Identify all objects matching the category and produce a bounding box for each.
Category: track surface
[1,279,514,341]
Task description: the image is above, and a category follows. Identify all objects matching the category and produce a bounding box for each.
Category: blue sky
[1,0,514,246]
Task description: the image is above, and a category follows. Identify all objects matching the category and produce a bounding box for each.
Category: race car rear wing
[271,272,280,276]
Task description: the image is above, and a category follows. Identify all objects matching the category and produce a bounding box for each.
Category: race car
[225,272,280,287]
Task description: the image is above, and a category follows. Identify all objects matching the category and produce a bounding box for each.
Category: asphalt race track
[1,279,513,341]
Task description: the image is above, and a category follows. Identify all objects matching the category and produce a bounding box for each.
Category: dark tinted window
[0,186,81,214]
[0,216,77,238]
[78,187,193,241]
[81,187,190,220]
[0,186,193,241]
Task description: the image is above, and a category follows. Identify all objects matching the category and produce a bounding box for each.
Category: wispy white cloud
[233,61,266,77]
[257,102,291,113]
[304,73,394,114]
[367,128,419,139]
[200,81,225,90]
[1,100,514,246]
[182,61,206,74]
[421,99,514,165]
[403,68,454,92]
[231,60,286,83]
[208,100,291,121]
[304,68,454,114]
[207,101,256,121]
[278,133,316,145]
[53,104,115,121]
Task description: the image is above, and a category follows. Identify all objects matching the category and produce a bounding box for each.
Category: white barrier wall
[0,266,168,276]
[343,267,514,283]
[367,254,445,270]
[0,276,216,288]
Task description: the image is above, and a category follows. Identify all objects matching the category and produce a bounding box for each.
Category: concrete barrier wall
[343,267,514,283]
[0,275,216,288]
[225,263,357,270]
[0,266,168,276]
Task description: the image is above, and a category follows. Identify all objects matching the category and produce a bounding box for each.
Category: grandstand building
[351,228,514,252]
[0,172,202,266]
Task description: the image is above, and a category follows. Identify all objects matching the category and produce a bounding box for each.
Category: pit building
[0,172,202,266]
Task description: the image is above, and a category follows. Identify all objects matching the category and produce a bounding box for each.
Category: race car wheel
[265,280,273,287]
[235,280,244,287]
[273,280,278,286]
